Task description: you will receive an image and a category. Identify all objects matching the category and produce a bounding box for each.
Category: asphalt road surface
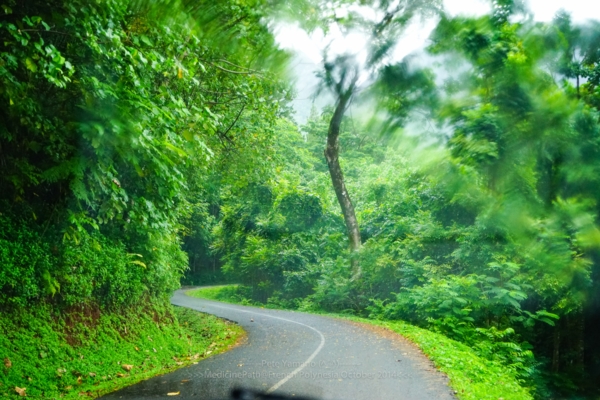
[100,289,455,400]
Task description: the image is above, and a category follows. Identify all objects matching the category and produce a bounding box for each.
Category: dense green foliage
[0,0,288,309]
[3,0,600,398]
[0,303,243,398]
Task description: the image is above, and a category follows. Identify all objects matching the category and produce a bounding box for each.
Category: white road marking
[175,292,326,394]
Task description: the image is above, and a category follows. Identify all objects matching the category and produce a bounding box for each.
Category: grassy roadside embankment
[187,285,533,400]
[0,301,244,399]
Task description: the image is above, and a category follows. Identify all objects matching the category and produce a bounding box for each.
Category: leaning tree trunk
[324,90,362,275]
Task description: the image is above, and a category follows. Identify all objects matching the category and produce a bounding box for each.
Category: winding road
[101,289,455,400]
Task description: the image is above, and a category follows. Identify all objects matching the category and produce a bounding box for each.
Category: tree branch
[20,29,72,36]
[211,63,260,75]
[216,103,246,147]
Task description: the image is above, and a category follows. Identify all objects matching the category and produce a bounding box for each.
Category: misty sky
[277,0,600,123]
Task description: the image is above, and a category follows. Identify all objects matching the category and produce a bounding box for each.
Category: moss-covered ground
[0,301,244,399]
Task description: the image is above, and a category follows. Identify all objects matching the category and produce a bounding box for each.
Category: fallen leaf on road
[167,391,180,396]
[122,364,133,372]
[181,379,189,382]
[15,387,26,396]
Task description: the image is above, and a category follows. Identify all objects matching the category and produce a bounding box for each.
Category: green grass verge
[340,316,532,400]
[0,301,244,399]
[187,285,245,304]
[187,285,533,400]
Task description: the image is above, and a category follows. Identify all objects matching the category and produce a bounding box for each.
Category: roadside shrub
[0,215,55,307]
[0,211,184,309]
[58,233,145,307]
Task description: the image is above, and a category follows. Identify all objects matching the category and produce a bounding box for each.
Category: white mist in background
[274,0,600,124]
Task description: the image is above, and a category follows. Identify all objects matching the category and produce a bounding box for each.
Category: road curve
[100,289,455,400]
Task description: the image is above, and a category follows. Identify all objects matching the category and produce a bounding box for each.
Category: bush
[0,211,185,309]
[0,215,54,307]
[58,234,145,307]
